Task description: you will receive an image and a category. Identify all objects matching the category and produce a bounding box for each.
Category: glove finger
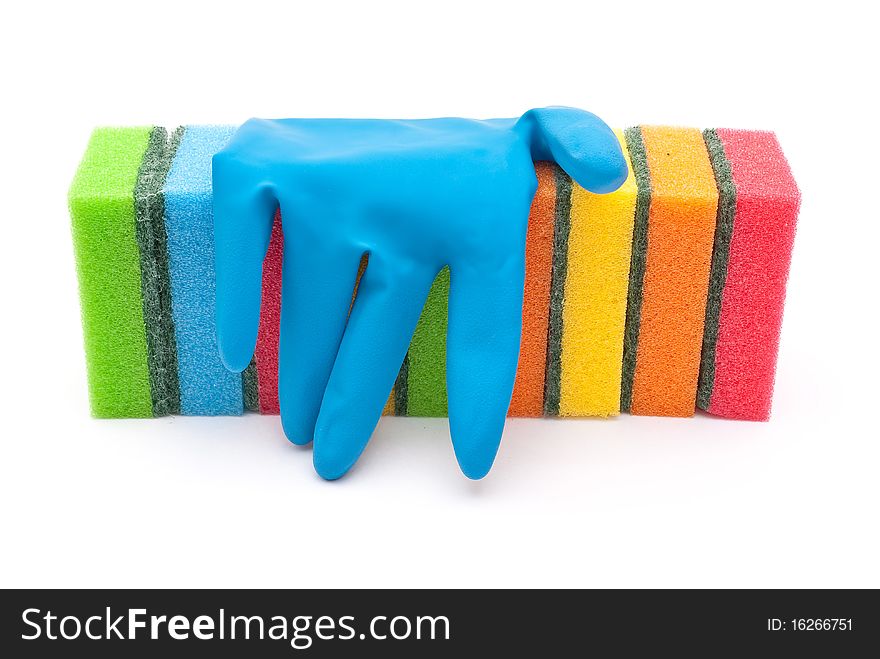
[312,254,436,480]
[277,227,364,446]
[445,253,526,480]
[212,152,277,372]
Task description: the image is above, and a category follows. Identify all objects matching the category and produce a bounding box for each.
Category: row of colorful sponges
[69,125,799,421]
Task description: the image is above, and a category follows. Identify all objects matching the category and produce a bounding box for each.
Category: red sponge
[703,130,800,420]
[255,211,283,414]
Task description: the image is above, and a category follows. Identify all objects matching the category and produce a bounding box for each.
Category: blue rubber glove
[213,107,627,480]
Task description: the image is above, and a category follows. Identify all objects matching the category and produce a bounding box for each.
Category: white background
[1,0,877,588]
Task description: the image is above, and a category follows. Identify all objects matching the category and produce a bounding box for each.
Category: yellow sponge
[558,130,637,416]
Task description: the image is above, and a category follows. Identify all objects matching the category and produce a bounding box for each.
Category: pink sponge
[701,130,800,420]
[255,211,283,414]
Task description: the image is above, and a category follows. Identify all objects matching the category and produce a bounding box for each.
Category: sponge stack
[69,124,799,422]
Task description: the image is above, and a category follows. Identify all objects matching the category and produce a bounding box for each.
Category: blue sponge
[163,125,243,415]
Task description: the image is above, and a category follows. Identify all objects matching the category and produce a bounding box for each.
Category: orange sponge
[509,161,556,416]
[628,126,718,417]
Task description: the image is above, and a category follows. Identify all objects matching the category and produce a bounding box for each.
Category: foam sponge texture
[559,129,637,416]
[509,161,557,416]
[629,126,718,417]
[163,125,244,415]
[255,211,284,414]
[69,127,154,418]
[405,267,450,416]
[700,129,800,420]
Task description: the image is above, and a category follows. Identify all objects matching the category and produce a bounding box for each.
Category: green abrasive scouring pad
[697,128,737,411]
[134,126,184,416]
[542,167,573,416]
[620,126,651,413]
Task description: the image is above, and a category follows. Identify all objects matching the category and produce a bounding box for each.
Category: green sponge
[405,267,450,416]
[69,127,154,418]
